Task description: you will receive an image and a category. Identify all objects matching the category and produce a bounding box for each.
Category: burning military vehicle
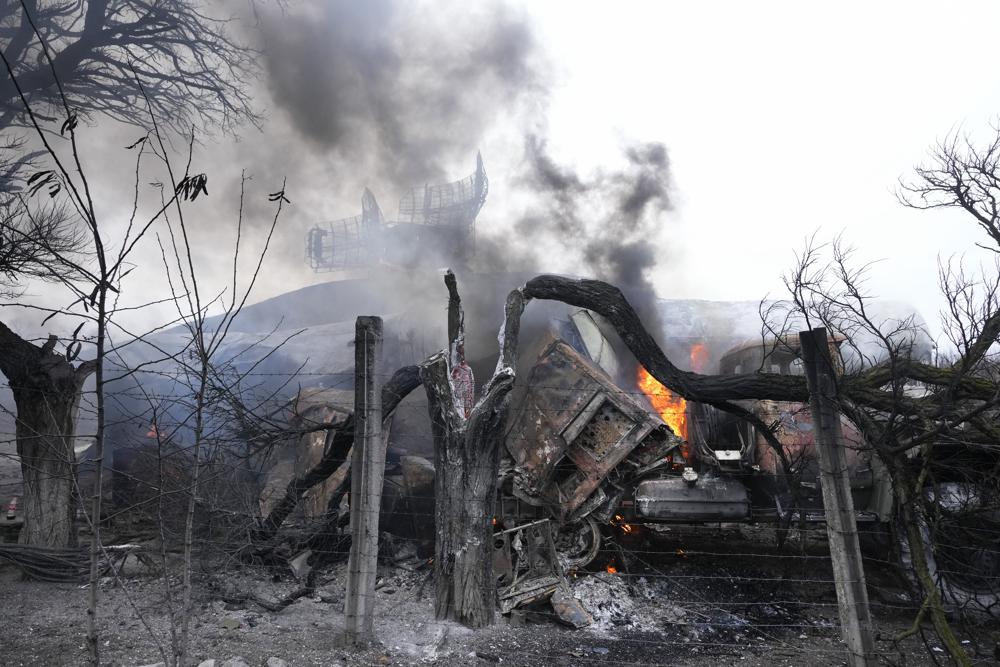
[492,307,998,620]
[498,315,886,565]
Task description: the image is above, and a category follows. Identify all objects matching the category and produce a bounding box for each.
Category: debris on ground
[0,525,982,666]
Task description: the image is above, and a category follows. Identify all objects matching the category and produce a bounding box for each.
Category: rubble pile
[570,574,662,633]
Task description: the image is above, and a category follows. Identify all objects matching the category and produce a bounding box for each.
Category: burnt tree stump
[421,271,524,627]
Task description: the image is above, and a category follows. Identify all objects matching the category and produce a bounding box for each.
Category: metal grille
[306,215,363,270]
[573,401,633,461]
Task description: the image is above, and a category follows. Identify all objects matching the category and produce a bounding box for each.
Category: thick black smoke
[586,142,671,286]
[259,0,541,187]
[248,0,674,354]
[507,134,673,332]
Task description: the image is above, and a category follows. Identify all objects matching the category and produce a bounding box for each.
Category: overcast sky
[12,0,1000,347]
[528,1,1000,323]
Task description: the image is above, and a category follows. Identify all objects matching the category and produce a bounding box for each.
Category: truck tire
[554,517,602,570]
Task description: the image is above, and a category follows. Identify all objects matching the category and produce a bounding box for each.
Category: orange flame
[690,343,709,373]
[606,564,618,574]
[637,366,687,440]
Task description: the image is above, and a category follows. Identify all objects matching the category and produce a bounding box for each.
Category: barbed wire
[1,361,997,664]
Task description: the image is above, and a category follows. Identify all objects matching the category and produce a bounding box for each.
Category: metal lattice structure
[396,153,488,227]
[305,154,488,271]
[306,188,384,271]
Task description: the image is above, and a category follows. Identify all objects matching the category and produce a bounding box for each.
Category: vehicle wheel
[895,483,1000,619]
[554,517,602,570]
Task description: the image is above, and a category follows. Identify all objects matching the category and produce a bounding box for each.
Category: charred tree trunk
[521,274,998,411]
[889,458,971,665]
[522,275,811,401]
[422,353,494,625]
[0,322,94,548]
[421,272,524,627]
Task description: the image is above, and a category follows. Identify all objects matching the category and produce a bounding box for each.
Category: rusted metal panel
[754,399,868,480]
[569,310,619,379]
[496,519,563,613]
[505,340,677,519]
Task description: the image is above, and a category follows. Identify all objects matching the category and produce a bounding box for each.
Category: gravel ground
[2,525,995,666]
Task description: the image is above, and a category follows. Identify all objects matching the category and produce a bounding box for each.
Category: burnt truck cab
[500,316,894,571]
[495,337,681,610]
[683,337,893,525]
[503,340,678,521]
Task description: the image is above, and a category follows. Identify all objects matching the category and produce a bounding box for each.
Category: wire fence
[0,372,998,666]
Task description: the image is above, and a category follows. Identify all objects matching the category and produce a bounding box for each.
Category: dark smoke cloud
[585,141,671,289]
[259,0,541,187]
[507,133,673,330]
[217,1,673,355]
[619,143,671,217]
[247,0,674,306]
[517,134,587,237]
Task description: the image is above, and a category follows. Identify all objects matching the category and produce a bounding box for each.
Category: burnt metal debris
[306,154,488,270]
[493,517,592,627]
[504,339,677,521]
[486,315,900,622]
[493,338,679,621]
[237,303,995,624]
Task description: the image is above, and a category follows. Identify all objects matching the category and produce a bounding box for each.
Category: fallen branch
[222,584,315,612]
[0,543,146,582]
[251,365,422,545]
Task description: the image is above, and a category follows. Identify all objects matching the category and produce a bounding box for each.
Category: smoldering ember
[2,4,1000,667]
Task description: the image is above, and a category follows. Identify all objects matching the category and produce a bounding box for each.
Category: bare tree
[0,20,270,661]
[0,198,81,296]
[0,0,262,551]
[142,160,287,664]
[0,0,259,136]
[0,323,94,547]
[761,235,998,665]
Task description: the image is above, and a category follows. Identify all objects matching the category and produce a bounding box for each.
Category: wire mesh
[305,155,488,272]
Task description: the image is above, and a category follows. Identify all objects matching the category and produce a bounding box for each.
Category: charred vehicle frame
[494,310,999,618]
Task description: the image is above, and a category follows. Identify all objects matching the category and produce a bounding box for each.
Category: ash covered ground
[2,524,992,666]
